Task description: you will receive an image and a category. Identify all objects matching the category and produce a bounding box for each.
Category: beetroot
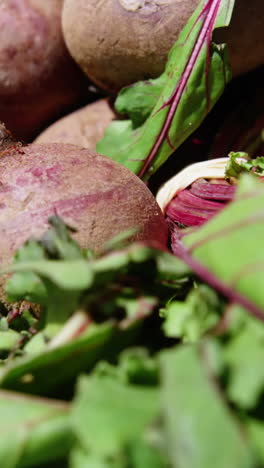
[62,0,264,92]
[0,0,88,141]
[156,158,237,233]
[34,99,115,151]
[166,179,233,228]
[0,143,167,267]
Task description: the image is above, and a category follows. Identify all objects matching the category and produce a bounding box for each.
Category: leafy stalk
[171,231,264,321]
[97,0,235,180]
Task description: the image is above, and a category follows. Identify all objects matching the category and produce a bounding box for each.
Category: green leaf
[127,438,169,468]
[159,345,253,468]
[70,448,115,468]
[6,260,93,291]
[2,234,189,355]
[224,311,264,409]
[6,241,187,306]
[155,249,190,281]
[5,260,94,334]
[6,240,48,305]
[225,152,264,178]
[162,284,221,342]
[4,218,92,312]
[5,270,47,306]
[70,440,169,468]
[115,75,166,128]
[0,330,20,351]
[0,390,73,468]
[0,323,115,394]
[180,175,264,316]
[0,321,143,395]
[91,243,157,274]
[40,215,85,260]
[118,348,158,386]
[97,0,234,180]
[71,373,159,456]
[247,419,264,465]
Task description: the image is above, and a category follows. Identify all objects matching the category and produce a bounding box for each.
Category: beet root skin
[62,0,200,92]
[62,0,264,92]
[34,99,115,151]
[0,0,88,141]
[0,143,167,267]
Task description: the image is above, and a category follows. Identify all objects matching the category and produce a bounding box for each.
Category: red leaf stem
[138,0,223,178]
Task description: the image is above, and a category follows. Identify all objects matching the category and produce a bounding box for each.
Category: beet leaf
[226,152,264,178]
[97,0,235,180]
[0,390,72,467]
[172,175,264,319]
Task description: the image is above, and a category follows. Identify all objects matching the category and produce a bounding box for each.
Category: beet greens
[97,0,235,180]
[0,1,264,466]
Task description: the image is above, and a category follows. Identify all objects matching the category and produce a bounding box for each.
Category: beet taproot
[62,0,264,92]
[0,0,88,141]
[0,143,167,267]
[34,99,115,150]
